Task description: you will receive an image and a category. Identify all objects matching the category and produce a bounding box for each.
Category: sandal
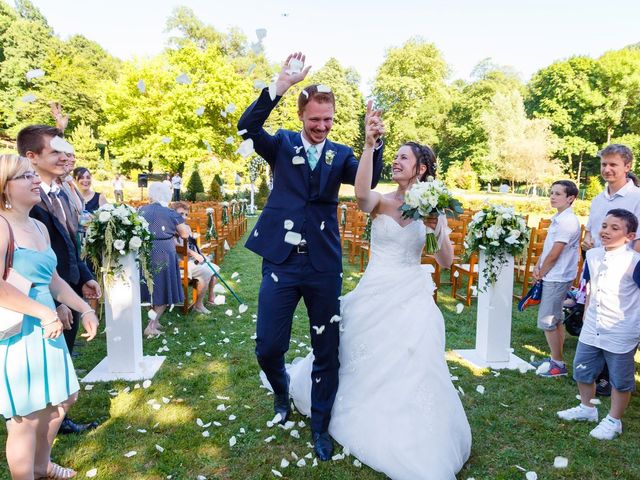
[46,462,77,479]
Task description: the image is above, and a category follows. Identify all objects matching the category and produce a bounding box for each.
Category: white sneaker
[590,416,622,440]
[557,404,598,422]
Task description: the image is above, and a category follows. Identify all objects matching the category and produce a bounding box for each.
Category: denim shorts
[537,281,572,331]
[573,341,638,392]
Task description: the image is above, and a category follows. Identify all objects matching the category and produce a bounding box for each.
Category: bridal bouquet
[400,177,463,253]
[83,204,154,289]
[462,204,529,286]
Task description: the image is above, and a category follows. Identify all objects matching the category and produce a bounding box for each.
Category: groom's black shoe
[59,417,99,435]
[312,431,334,461]
[273,373,291,424]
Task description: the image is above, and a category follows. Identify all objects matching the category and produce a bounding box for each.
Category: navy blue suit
[239,88,383,433]
[30,189,94,353]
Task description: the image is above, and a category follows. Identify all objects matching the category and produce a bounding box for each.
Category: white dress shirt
[580,245,640,353]
[586,179,640,247]
[541,207,581,283]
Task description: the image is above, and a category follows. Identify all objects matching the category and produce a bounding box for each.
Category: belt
[296,239,308,254]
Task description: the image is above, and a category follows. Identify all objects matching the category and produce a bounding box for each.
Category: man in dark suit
[238,52,384,460]
[17,125,101,434]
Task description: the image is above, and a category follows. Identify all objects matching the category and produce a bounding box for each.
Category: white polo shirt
[541,207,581,283]
[580,245,640,353]
[586,179,640,247]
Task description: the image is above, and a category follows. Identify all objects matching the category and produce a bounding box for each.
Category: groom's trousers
[256,250,341,433]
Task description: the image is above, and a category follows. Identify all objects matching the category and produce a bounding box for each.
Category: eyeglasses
[10,171,40,181]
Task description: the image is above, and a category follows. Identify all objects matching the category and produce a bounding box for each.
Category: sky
[30,0,640,94]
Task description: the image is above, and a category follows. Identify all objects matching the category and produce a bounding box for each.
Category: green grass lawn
[1,217,639,479]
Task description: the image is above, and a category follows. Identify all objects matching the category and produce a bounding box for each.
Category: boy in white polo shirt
[533,180,581,377]
[557,208,640,440]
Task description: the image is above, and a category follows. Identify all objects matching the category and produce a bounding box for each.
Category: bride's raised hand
[364,101,383,148]
[275,52,311,96]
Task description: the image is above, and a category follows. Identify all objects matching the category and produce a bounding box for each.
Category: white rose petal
[271,470,282,477]
[214,295,226,305]
[476,385,485,395]
[155,444,164,453]
[312,325,325,335]
[526,472,538,480]
[292,155,305,165]
[280,458,289,468]
[124,451,137,458]
[142,379,152,389]
[320,221,325,230]
[236,139,255,158]
[254,80,267,90]
[455,303,464,314]
[176,73,191,84]
[21,93,37,103]
[553,456,569,468]
[195,106,205,116]
[284,231,302,245]
[26,68,45,81]
[271,272,279,282]
[239,304,248,314]
[229,436,237,447]
[284,220,294,230]
[287,58,303,75]
[86,468,98,478]
[316,84,331,93]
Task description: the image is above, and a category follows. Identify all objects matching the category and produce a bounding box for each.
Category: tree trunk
[576,152,584,190]
[607,127,613,144]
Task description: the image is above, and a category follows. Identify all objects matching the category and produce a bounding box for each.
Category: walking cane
[191,237,244,305]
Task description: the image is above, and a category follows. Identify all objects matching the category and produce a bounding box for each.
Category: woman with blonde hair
[0,154,99,479]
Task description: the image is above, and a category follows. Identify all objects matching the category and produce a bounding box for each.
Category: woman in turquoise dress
[0,154,99,479]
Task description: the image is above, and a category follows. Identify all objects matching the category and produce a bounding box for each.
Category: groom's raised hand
[275,52,312,97]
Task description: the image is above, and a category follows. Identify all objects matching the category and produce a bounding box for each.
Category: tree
[255,176,270,208]
[68,122,100,171]
[482,90,560,189]
[185,169,204,201]
[372,38,451,162]
[208,177,223,200]
[438,66,524,178]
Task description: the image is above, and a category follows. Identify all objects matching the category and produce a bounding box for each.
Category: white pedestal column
[454,251,534,371]
[82,253,165,382]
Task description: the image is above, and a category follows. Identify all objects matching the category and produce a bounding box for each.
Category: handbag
[0,216,33,340]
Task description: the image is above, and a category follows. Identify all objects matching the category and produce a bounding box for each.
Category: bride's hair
[403,142,436,181]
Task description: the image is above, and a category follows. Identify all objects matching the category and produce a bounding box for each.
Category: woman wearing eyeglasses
[0,154,99,479]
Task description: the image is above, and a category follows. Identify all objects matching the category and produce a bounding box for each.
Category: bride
[265,107,472,478]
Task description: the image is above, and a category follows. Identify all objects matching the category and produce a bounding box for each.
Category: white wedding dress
[265,214,472,479]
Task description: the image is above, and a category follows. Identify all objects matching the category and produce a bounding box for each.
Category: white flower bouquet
[83,203,154,289]
[400,177,463,253]
[462,204,529,286]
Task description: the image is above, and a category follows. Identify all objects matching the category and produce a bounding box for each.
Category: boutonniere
[325,150,336,165]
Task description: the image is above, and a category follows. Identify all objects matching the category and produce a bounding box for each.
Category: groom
[238,52,384,460]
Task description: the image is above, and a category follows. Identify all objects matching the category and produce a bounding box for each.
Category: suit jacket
[29,189,94,289]
[238,88,384,271]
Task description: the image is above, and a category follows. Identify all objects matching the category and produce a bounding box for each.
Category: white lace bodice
[367,214,426,268]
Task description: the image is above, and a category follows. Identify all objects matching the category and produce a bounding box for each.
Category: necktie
[307,145,318,171]
[48,191,68,229]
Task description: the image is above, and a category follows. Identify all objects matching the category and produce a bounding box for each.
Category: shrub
[444,160,479,191]
[208,178,223,200]
[195,192,209,202]
[255,176,271,208]
[584,176,602,201]
[185,170,205,201]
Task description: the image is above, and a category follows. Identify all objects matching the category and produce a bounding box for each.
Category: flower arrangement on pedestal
[462,204,529,286]
[400,177,463,253]
[83,204,154,290]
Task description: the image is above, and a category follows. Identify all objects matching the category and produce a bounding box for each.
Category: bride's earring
[4,197,11,209]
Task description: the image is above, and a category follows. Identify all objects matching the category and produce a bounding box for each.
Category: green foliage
[68,121,100,171]
[444,160,479,191]
[185,169,204,201]
[255,176,270,208]
[438,66,524,177]
[195,192,209,202]
[482,90,560,186]
[208,177,223,200]
[372,37,451,162]
[584,175,603,201]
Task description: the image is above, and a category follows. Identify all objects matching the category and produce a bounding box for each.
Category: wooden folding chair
[451,251,478,306]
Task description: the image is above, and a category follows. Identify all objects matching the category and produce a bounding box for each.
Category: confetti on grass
[554,456,568,468]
